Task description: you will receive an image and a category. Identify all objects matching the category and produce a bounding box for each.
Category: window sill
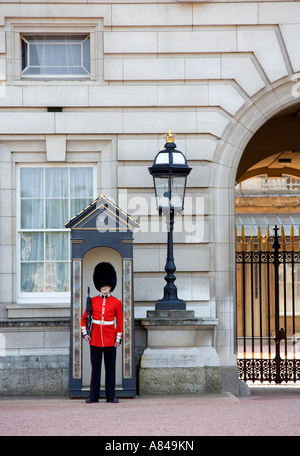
[17,293,70,305]
[21,75,91,80]
[7,302,70,319]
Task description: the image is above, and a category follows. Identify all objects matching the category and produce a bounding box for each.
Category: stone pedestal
[139,310,220,395]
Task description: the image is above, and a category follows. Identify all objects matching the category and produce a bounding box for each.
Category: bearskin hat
[93,262,117,292]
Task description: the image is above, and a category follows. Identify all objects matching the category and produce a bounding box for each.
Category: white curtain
[20,168,44,229]
[70,167,94,218]
[45,232,69,292]
[21,232,44,292]
[24,35,90,75]
[20,167,93,293]
[46,168,68,228]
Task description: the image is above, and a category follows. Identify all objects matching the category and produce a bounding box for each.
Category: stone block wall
[0,320,70,396]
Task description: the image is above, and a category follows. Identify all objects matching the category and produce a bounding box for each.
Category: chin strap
[100,292,111,298]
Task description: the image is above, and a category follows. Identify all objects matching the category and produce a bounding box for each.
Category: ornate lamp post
[149,131,192,310]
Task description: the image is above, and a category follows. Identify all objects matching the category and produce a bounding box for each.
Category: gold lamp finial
[164,130,176,143]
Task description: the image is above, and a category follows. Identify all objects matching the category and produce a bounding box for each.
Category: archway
[236,103,300,184]
[234,104,300,383]
[212,80,300,379]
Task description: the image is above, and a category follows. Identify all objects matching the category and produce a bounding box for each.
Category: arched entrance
[235,104,300,383]
[212,80,300,386]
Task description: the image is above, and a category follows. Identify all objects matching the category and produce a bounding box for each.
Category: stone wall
[0,319,147,396]
[0,320,70,396]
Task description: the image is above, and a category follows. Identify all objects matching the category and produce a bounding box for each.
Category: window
[21,35,90,77]
[18,167,94,296]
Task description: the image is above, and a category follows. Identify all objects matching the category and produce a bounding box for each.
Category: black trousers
[89,345,117,399]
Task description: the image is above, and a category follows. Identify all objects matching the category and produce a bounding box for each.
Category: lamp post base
[139,311,227,395]
[155,299,186,310]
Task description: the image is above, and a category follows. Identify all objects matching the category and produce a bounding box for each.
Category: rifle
[86,287,92,336]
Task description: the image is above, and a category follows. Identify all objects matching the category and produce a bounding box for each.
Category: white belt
[92,318,114,325]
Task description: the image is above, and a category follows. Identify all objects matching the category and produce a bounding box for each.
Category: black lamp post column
[156,206,185,310]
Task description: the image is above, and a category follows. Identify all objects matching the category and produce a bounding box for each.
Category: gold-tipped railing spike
[291,225,295,252]
[258,226,262,252]
[266,225,270,252]
[250,228,254,252]
[241,225,245,251]
[281,226,286,251]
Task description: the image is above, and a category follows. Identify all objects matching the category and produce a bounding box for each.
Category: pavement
[0,384,299,438]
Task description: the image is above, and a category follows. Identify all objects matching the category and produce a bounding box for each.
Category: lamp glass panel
[172,152,186,165]
[153,176,170,209]
[155,152,170,165]
[170,176,186,209]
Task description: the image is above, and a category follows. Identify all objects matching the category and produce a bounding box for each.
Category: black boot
[106,397,119,403]
[86,397,99,403]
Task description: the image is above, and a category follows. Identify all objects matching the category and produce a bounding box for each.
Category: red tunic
[81,294,123,347]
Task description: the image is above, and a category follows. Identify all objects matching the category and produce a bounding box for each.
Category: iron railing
[236,224,300,383]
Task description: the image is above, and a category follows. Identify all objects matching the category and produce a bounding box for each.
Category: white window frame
[5,18,102,83]
[16,164,97,305]
[21,34,91,79]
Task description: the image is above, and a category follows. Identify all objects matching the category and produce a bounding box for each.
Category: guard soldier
[81,262,123,403]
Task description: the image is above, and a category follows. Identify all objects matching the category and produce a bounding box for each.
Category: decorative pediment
[65,194,139,232]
